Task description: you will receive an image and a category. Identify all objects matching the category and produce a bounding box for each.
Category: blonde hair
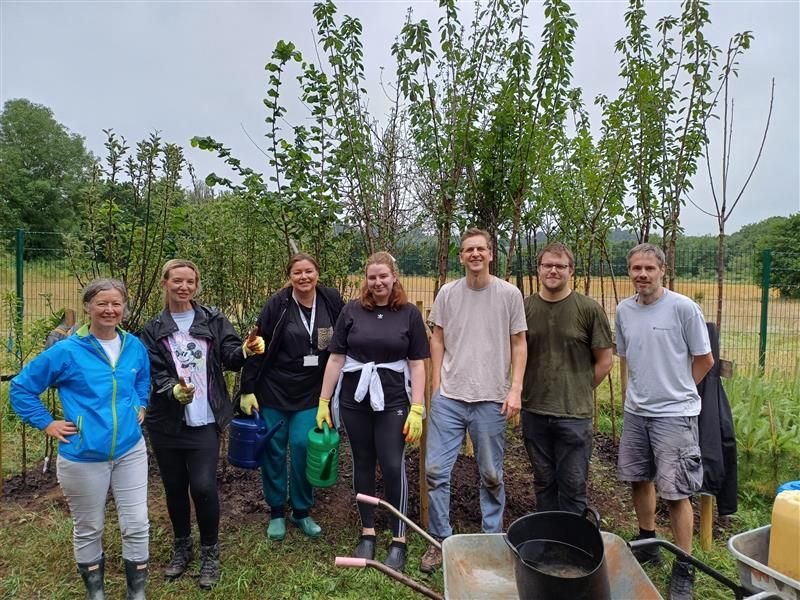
[160,259,202,306]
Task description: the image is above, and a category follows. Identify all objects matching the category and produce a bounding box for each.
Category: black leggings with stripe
[340,404,409,538]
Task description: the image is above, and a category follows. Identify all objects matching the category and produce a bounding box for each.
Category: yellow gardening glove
[240,393,259,416]
[316,398,332,429]
[173,380,195,405]
[243,327,265,357]
[403,404,425,443]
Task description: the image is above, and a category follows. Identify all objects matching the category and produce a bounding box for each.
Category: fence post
[15,228,24,324]
[758,249,772,374]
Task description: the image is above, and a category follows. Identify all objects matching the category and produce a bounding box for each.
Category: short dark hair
[460,228,492,251]
[627,243,665,268]
[537,242,574,267]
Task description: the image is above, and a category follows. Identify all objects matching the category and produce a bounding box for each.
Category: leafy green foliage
[0,99,93,248]
[759,214,800,298]
[64,130,186,331]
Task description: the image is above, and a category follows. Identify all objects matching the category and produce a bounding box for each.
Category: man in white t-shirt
[420,228,527,573]
[616,243,714,600]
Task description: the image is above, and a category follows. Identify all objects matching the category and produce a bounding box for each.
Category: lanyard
[292,291,316,350]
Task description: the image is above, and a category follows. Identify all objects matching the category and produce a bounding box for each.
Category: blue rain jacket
[11,324,150,462]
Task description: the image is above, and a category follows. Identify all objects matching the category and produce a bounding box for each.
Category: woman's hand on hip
[45,420,78,443]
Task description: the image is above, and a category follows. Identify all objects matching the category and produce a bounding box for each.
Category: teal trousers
[258,406,316,512]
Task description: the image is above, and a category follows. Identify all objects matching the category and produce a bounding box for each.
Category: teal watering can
[228,409,283,469]
[306,422,340,488]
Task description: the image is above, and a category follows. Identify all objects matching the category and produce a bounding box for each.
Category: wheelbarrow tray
[728,525,800,600]
[443,532,661,599]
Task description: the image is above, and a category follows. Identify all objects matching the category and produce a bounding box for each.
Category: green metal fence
[1,229,798,375]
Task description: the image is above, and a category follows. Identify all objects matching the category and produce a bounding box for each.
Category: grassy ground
[0,505,442,599]
[2,364,796,598]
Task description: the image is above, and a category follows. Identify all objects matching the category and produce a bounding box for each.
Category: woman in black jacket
[239,253,344,542]
[141,259,264,590]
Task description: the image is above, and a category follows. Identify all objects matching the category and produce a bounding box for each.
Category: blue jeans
[425,392,506,537]
[259,406,317,513]
[521,412,593,514]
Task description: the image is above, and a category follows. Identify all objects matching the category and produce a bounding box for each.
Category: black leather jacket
[141,302,246,436]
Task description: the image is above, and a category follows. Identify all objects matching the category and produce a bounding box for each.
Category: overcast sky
[2,0,798,236]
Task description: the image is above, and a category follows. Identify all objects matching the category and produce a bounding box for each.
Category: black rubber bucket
[504,508,610,600]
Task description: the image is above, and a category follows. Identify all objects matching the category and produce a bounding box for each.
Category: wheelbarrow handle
[335,557,367,568]
[356,493,380,506]
[356,494,441,550]
[629,539,747,600]
[334,556,443,600]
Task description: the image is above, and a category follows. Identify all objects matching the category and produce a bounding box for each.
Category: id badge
[303,354,319,367]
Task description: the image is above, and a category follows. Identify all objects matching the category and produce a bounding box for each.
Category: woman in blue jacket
[11,278,151,600]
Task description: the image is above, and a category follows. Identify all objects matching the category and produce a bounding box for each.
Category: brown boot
[420,543,443,573]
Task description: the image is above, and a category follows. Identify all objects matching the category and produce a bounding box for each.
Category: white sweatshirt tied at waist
[331,356,410,427]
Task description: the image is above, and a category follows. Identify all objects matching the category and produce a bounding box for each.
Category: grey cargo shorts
[617,412,703,501]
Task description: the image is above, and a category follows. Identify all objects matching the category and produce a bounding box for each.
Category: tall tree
[0,99,92,245]
[692,32,773,330]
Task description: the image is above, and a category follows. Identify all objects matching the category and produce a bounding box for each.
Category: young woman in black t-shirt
[318,252,430,573]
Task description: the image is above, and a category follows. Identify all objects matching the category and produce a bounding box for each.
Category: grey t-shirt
[429,276,527,403]
[615,289,711,417]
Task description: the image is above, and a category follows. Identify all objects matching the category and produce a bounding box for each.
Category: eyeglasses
[539,263,570,272]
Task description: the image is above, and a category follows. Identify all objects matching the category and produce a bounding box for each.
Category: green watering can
[306,422,340,488]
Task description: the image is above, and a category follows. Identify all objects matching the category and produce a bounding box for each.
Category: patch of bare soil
[2,428,713,538]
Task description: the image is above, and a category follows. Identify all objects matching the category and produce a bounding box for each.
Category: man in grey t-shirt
[616,243,713,600]
[419,228,527,573]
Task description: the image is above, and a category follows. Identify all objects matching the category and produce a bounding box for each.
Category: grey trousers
[57,438,149,564]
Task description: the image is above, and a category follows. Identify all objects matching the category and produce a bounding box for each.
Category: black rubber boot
[164,536,193,579]
[124,558,148,600]
[198,543,220,590]
[77,556,106,600]
[384,541,408,572]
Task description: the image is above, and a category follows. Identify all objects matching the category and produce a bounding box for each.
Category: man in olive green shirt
[522,242,613,513]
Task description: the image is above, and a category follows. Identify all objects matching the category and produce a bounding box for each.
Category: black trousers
[151,424,220,546]
[522,412,593,514]
[340,404,409,538]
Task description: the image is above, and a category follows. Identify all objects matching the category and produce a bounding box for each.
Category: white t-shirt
[429,276,527,403]
[168,310,213,426]
[615,289,711,417]
[97,336,121,364]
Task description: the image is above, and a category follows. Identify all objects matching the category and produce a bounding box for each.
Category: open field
[1,264,798,374]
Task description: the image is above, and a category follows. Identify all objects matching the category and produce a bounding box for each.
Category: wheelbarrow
[336,494,786,599]
[335,494,663,599]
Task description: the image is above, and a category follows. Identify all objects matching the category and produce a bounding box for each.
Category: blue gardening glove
[403,404,425,443]
[173,381,195,405]
[240,393,259,416]
[316,398,332,429]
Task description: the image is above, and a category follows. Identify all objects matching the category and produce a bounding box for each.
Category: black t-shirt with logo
[329,300,430,411]
[262,299,334,412]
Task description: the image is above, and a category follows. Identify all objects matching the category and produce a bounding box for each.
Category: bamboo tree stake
[418,300,431,529]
